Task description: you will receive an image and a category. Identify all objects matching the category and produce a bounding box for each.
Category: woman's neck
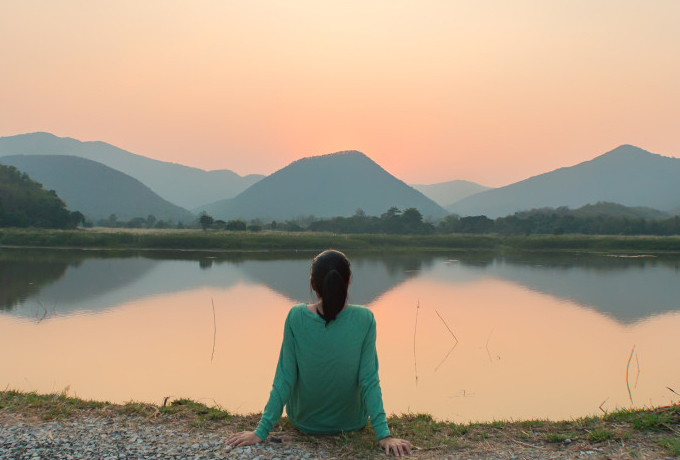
[307,301,322,315]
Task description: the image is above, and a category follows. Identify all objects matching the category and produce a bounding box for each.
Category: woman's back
[284,304,386,436]
[254,304,388,439]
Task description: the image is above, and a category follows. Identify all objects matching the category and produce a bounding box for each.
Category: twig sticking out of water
[599,397,609,414]
[634,352,640,389]
[486,328,494,364]
[434,310,459,343]
[433,309,459,372]
[211,297,217,363]
[413,300,420,386]
[36,300,48,324]
[667,387,680,396]
[434,343,458,373]
[626,345,636,405]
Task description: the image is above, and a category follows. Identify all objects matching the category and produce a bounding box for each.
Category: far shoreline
[2,228,680,254]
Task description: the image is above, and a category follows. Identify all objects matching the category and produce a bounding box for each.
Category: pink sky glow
[1,1,679,186]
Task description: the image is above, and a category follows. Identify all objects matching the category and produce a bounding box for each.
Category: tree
[199,213,214,231]
[226,220,247,231]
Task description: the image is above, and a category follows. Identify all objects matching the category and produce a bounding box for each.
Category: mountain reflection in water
[2,249,678,324]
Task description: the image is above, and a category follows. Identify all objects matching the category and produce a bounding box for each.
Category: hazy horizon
[2,1,679,186]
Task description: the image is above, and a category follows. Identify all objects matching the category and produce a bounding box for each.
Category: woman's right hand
[226,431,263,447]
[378,436,412,457]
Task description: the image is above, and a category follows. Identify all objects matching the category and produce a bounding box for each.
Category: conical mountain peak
[200,150,446,220]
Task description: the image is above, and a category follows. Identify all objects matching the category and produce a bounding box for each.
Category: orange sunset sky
[1,1,679,186]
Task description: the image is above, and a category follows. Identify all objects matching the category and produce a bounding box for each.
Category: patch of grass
[588,428,615,442]
[159,398,232,423]
[606,406,679,432]
[0,390,107,419]
[520,419,548,429]
[3,228,680,253]
[658,436,680,457]
[546,432,569,443]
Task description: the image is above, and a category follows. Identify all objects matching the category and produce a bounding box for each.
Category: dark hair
[311,249,351,326]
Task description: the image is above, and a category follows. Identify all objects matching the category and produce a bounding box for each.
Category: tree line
[198,206,680,236]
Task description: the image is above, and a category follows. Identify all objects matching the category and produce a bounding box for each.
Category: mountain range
[448,145,680,218]
[199,151,448,221]
[0,155,194,222]
[0,132,263,209]
[1,132,679,222]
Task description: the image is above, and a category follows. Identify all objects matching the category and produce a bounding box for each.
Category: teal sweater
[254,304,390,441]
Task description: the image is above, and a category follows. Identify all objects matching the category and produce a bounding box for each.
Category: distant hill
[200,151,448,221]
[448,145,680,218]
[411,180,492,208]
[511,202,671,220]
[0,132,264,209]
[569,202,670,220]
[0,155,195,222]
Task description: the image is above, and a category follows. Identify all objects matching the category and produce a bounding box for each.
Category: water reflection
[2,249,678,324]
[434,253,680,323]
[0,250,80,311]
[0,249,435,320]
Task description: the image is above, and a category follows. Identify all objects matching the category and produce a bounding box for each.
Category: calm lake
[1,248,679,423]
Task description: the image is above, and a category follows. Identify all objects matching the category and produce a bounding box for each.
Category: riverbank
[2,227,680,253]
[1,391,678,459]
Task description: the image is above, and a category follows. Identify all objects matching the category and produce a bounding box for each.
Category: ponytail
[310,250,351,326]
[319,269,347,326]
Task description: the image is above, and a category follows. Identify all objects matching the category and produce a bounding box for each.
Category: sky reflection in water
[1,249,679,422]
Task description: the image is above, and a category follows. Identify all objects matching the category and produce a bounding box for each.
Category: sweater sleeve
[358,313,391,440]
[254,311,298,441]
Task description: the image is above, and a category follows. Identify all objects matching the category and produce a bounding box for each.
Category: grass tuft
[658,436,680,457]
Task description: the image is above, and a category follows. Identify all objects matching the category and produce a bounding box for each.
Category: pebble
[0,416,327,460]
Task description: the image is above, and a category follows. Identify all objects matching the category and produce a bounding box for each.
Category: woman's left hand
[226,431,263,447]
[378,436,412,457]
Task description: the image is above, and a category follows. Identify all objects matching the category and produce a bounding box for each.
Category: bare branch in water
[634,352,640,389]
[413,300,420,386]
[434,343,458,373]
[36,299,48,324]
[486,328,494,364]
[36,308,48,324]
[434,309,459,343]
[211,297,217,363]
[626,345,636,405]
[667,387,680,396]
[599,397,609,414]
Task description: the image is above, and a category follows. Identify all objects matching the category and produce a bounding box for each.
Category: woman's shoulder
[344,304,375,322]
[288,304,309,317]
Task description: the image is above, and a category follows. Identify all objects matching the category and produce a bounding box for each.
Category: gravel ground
[1,410,676,460]
[0,414,328,460]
